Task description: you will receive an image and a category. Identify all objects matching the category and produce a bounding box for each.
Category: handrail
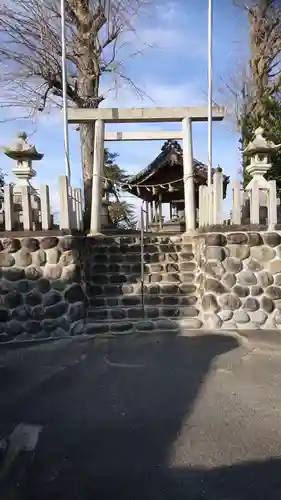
[140,202,148,318]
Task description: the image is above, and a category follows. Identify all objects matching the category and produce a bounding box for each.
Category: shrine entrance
[67,105,224,234]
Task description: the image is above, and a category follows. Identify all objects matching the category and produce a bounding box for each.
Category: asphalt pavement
[1,332,281,499]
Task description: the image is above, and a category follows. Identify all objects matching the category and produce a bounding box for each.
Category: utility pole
[61,0,71,184]
[207,0,213,186]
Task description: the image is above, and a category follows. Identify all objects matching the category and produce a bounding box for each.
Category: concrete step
[88,263,196,274]
[87,304,199,321]
[90,249,194,260]
[85,275,196,287]
[83,318,182,336]
[86,283,198,299]
[90,243,193,253]
[88,294,198,308]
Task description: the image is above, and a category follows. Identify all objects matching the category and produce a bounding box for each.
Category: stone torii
[67,106,224,234]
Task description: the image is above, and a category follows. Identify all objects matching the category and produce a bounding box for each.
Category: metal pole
[140,204,145,317]
[61,0,71,184]
[207,0,213,187]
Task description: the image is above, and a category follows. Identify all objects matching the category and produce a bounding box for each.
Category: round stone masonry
[224,257,243,274]
[21,238,39,252]
[205,261,225,279]
[204,233,227,246]
[2,238,21,253]
[242,297,259,312]
[232,285,249,298]
[205,246,227,261]
[250,245,276,262]
[40,237,59,250]
[237,270,257,286]
[257,270,274,288]
[227,232,248,245]
[14,248,32,267]
[218,293,241,311]
[247,233,263,247]
[0,253,15,267]
[60,250,79,267]
[263,232,281,247]
[205,278,226,294]
[221,272,236,289]
[244,257,263,272]
[201,293,219,312]
[266,259,281,275]
[250,310,267,326]
[32,250,46,267]
[2,230,281,339]
[226,245,250,260]
[46,248,61,265]
[265,285,281,300]
[260,295,275,313]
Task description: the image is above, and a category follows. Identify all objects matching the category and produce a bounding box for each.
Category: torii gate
[67,106,224,234]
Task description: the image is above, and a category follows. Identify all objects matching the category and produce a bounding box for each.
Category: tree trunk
[80,122,95,230]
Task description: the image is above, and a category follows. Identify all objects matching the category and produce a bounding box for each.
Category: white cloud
[133,0,207,58]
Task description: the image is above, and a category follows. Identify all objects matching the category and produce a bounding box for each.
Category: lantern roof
[4,132,44,161]
[243,127,281,156]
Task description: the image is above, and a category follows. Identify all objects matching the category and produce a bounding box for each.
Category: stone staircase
[83,234,202,335]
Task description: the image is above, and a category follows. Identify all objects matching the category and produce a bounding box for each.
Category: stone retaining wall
[199,231,281,330]
[0,236,86,342]
[1,230,281,342]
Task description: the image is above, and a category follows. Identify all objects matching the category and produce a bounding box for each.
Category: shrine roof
[127,140,223,185]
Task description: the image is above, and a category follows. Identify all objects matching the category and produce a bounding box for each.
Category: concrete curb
[1,328,281,350]
[180,328,281,348]
[0,331,136,350]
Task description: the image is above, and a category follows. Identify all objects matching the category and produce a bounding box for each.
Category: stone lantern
[243,127,281,225]
[4,132,44,229]
[243,127,281,190]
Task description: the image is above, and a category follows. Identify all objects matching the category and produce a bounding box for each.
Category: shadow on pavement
[3,334,281,499]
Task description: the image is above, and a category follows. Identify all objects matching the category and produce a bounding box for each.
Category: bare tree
[0,0,150,219]
[226,1,281,128]
[219,1,281,185]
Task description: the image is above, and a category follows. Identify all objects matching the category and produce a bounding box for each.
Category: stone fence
[198,128,281,230]
[198,170,278,229]
[2,176,83,232]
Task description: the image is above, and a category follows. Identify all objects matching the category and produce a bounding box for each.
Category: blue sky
[0,0,249,216]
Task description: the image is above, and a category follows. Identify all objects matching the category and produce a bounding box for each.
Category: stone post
[267,180,277,229]
[59,175,71,230]
[182,117,195,230]
[40,184,51,230]
[213,170,223,224]
[69,187,76,229]
[74,188,83,230]
[90,119,104,234]
[207,184,213,225]
[232,180,241,225]
[198,185,204,227]
[21,185,32,230]
[250,179,260,224]
[4,184,13,231]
